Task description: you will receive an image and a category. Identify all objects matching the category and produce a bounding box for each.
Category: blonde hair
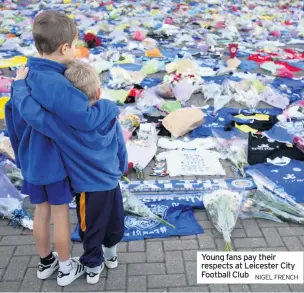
[64,60,100,102]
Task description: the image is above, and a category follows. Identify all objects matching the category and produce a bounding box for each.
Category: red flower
[84,33,102,48]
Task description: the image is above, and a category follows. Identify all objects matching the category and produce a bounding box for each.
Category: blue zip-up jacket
[5,57,120,186]
[12,78,128,193]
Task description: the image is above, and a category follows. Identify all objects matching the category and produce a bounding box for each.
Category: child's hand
[14,66,29,81]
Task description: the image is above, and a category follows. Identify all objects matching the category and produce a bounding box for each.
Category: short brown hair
[64,60,101,102]
[33,10,78,54]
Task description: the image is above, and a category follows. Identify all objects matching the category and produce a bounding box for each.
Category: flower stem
[121,176,131,184]
[224,242,233,251]
[155,216,176,228]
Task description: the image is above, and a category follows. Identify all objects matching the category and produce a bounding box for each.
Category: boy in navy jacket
[5,11,119,286]
[13,59,127,285]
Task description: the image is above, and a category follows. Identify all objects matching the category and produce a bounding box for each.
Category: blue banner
[72,192,204,242]
[120,178,256,193]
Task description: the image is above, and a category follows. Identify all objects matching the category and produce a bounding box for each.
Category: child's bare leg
[51,204,71,261]
[34,202,51,258]
[51,203,86,286]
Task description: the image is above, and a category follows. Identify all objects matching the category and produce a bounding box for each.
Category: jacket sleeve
[30,74,103,131]
[4,93,20,167]
[12,80,61,141]
[116,122,128,174]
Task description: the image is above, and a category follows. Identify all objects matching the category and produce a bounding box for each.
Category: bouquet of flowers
[241,169,304,224]
[212,130,247,177]
[202,189,243,251]
[4,165,23,190]
[121,185,175,228]
[0,168,33,230]
[241,192,304,224]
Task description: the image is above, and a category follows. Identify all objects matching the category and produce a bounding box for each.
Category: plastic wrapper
[0,168,33,230]
[90,59,112,74]
[294,136,304,153]
[226,58,241,70]
[141,59,164,75]
[109,30,128,44]
[259,86,289,110]
[246,168,304,213]
[202,189,243,251]
[278,101,304,122]
[161,100,181,113]
[155,83,175,99]
[4,165,23,190]
[136,123,158,147]
[175,59,199,76]
[115,54,135,64]
[118,113,140,142]
[127,123,158,178]
[109,67,146,88]
[225,80,260,110]
[145,48,163,58]
[241,169,304,224]
[136,89,164,113]
[214,95,232,113]
[140,38,157,50]
[121,184,174,228]
[201,82,222,103]
[0,134,15,160]
[202,81,231,111]
[132,30,146,41]
[260,62,280,74]
[0,76,12,93]
[172,78,195,105]
[102,89,129,104]
[212,130,247,177]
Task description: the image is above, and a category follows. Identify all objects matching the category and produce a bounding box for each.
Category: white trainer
[104,256,118,269]
[37,252,59,280]
[86,263,105,284]
[57,257,86,287]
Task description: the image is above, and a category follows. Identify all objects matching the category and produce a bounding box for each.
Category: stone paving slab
[1,206,304,292]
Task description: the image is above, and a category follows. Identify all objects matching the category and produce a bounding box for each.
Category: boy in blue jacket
[5,11,113,286]
[13,58,127,285]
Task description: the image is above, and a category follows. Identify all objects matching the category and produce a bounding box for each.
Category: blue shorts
[22,177,73,206]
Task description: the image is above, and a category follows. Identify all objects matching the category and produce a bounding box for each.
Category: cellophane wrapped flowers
[121,185,175,228]
[241,169,304,224]
[212,130,247,177]
[0,168,33,230]
[202,189,243,251]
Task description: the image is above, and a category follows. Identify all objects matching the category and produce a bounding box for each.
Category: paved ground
[1,77,304,292]
[1,203,304,292]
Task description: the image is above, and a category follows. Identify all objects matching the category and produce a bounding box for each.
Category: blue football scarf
[72,192,203,242]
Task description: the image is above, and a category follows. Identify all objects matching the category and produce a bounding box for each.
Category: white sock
[87,265,102,273]
[103,245,117,259]
[59,259,72,274]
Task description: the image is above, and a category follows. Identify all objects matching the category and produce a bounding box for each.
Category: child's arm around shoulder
[12,67,66,140]
[23,68,104,131]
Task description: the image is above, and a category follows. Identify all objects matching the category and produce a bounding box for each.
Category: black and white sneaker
[105,256,118,269]
[86,263,105,284]
[37,252,59,279]
[57,257,86,287]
